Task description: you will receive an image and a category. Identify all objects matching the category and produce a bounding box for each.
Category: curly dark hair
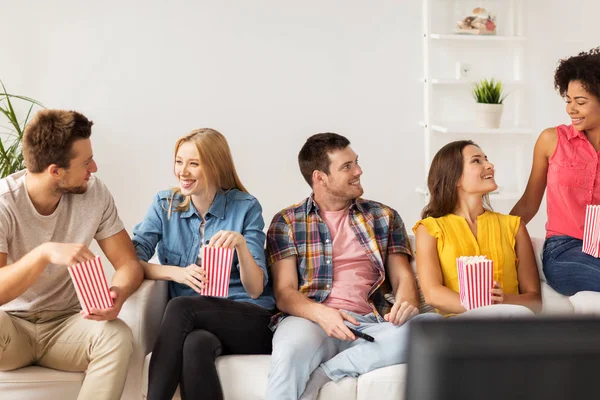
[554,47,600,99]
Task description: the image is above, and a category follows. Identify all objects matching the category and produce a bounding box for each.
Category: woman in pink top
[511,47,600,295]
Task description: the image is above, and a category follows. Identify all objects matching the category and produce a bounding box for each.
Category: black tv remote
[349,327,375,342]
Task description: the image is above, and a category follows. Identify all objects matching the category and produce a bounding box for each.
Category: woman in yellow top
[413,140,542,317]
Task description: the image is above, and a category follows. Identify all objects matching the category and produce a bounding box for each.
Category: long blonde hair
[167,128,247,218]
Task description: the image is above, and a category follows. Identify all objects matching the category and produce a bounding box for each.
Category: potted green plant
[472,78,507,129]
[0,81,43,178]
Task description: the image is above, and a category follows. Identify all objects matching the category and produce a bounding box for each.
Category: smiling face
[317,146,364,201]
[566,80,600,131]
[457,145,497,195]
[174,140,207,196]
[56,138,97,194]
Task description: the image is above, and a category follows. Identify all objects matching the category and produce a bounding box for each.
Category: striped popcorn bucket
[201,247,234,298]
[583,205,600,258]
[457,256,494,310]
[68,256,113,315]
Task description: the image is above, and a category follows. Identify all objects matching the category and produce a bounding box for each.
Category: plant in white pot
[0,81,44,178]
[472,78,507,129]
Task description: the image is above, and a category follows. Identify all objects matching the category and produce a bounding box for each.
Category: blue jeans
[264,311,442,400]
[543,235,600,296]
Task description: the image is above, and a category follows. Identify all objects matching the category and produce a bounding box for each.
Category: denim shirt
[132,189,275,310]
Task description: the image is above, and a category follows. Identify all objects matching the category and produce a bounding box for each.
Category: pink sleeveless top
[546,124,600,239]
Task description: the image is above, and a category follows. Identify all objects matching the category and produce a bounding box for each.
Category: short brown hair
[421,140,491,219]
[554,47,600,99]
[23,109,93,173]
[298,133,350,186]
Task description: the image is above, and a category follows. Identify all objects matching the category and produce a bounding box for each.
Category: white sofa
[138,237,599,400]
[0,280,166,400]
[2,237,600,400]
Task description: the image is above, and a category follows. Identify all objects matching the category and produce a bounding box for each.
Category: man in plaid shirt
[264,133,441,400]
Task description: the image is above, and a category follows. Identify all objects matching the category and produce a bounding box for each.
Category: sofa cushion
[569,291,600,315]
[531,238,600,315]
[0,366,83,400]
[540,282,573,314]
[318,376,357,399]
[214,355,271,399]
[357,364,406,400]
[143,353,361,400]
[143,354,271,400]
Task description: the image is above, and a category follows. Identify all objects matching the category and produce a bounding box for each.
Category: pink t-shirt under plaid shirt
[320,209,379,315]
[266,195,412,326]
[546,124,600,239]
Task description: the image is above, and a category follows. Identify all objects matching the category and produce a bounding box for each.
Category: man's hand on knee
[314,305,358,341]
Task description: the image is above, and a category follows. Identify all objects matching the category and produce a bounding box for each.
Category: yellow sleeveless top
[412,211,521,297]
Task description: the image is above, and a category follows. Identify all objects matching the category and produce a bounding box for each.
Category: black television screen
[406,318,600,400]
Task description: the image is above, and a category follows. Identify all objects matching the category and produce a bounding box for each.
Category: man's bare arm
[99,230,144,300]
[0,243,96,306]
[85,230,143,321]
[387,253,419,308]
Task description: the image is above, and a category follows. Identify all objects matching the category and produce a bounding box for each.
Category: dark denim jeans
[147,296,273,400]
[543,235,600,296]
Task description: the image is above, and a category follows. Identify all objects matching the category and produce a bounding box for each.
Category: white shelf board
[419,122,533,135]
[429,34,526,42]
[422,78,524,86]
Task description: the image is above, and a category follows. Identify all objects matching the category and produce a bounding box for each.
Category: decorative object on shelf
[0,81,44,178]
[456,7,497,35]
[455,62,472,80]
[472,78,507,129]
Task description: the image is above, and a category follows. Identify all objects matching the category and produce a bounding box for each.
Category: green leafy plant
[472,78,508,104]
[0,81,44,178]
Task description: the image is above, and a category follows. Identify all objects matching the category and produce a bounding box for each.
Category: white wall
[522,0,600,235]
[3,0,599,250]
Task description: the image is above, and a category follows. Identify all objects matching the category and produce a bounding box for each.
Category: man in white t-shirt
[0,109,144,400]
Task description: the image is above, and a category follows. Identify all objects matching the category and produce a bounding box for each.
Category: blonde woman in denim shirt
[133,128,275,400]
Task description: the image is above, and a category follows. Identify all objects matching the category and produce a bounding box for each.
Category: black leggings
[147,296,273,400]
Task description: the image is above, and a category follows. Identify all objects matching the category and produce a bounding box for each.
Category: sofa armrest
[119,279,169,400]
[530,237,546,282]
[120,279,169,354]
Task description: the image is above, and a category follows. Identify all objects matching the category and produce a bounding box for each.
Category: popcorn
[457,256,494,310]
[68,256,113,315]
[201,247,234,298]
[583,205,600,258]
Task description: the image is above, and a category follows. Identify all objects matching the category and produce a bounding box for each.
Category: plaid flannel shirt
[266,195,412,329]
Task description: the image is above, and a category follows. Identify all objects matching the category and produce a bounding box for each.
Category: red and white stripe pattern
[201,247,234,298]
[583,205,600,258]
[68,256,113,315]
[457,256,494,310]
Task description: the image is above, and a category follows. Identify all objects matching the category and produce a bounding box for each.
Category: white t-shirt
[0,170,124,313]
[195,222,205,266]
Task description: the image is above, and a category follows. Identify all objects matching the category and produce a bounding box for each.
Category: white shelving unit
[429,33,525,41]
[418,0,531,203]
[423,78,524,86]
